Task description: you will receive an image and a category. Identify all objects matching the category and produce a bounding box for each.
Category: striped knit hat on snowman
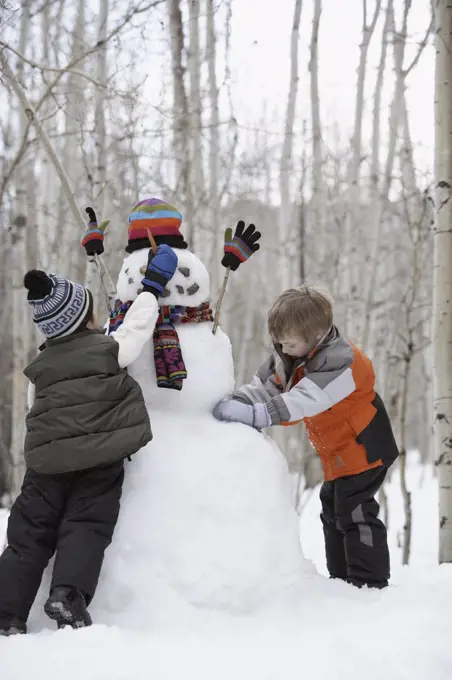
[24,270,92,339]
[126,197,188,253]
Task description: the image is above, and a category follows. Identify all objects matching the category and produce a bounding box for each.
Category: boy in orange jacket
[213,285,399,588]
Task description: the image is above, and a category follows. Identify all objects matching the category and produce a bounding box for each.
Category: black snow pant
[0,460,124,624]
[320,466,389,584]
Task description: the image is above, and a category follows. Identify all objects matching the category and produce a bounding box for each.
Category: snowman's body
[91,246,308,627]
[29,244,309,631]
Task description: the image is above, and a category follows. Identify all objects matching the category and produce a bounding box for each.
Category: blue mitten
[213,400,270,430]
[142,244,178,296]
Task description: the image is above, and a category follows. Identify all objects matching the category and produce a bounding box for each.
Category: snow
[1,457,451,680]
[92,417,307,620]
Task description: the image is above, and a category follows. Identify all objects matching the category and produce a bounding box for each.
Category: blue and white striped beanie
[24,270,91,339]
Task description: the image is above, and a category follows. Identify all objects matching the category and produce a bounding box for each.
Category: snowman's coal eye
[176,285,184,294]
[178,267,190,278]
[187,283,200,296]
[125,268,129,275]
[161,289,171,298]
[128,277,134,285]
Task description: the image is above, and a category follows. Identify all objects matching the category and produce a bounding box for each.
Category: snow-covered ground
[1,454,450,680]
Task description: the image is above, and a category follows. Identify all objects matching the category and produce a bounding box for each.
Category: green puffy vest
[23,330,152,474]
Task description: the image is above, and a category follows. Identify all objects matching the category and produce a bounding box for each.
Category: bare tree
[206,0,221,291]
[433,0,452,564]
[342,0,381,341]
[393,192,431,565]
[168,0,193,248]
[278,0,302,290]
[85,0,110,302]
[308,0,325,275]
[187,0,204,255]
[8,2,34,495]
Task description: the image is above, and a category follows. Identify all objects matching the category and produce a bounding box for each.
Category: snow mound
[92,415,309,625]
[26,415,308,631]
[2,457,452,680]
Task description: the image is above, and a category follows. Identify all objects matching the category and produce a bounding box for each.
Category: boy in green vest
[0,244,176,635]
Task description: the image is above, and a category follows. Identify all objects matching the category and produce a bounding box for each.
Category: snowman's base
[28,415,313,631]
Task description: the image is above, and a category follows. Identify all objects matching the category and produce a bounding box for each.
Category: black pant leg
[319,480,347,579]
[334,466,390,583]
[0,470,69,622]
[51,461,124,603]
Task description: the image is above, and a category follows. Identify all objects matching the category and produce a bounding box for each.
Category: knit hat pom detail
[24,270,53,300]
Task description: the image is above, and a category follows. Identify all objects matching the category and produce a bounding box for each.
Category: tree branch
[0,118,32,208]
[403,15,434,77]
[0,48,86,231]
[363,0,382,32]
[0,40,109,89]
[0,0,165,202]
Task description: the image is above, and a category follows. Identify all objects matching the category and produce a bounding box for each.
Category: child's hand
[142,245,178,296]
[213,399,270,430]
[81,207,110,256]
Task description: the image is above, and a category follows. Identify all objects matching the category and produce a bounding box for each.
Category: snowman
[30,198,310,631]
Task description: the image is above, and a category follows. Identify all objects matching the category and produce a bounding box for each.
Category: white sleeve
[266,368,357,425]
[232,355,283,404]
[27,381,35,410]
[110,292,159,368]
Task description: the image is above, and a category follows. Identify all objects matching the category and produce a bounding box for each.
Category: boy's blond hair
[267,285,333,343]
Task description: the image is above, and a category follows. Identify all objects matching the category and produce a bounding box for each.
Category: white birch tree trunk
[342,0,380,341]
[10,1,32,495]
[433,0,452,564]
[168,0,193,248]
[205,0,223,298]
[37,0,54,271]
[85,0,109,308]
[309,0,324,276]
[187,0,204,256]
[58,0,86,283]
[362,0,396,351]
[278,0,302,291]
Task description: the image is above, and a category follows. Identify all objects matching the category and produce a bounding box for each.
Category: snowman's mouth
[131,265,201,298]
[161,282,200,298]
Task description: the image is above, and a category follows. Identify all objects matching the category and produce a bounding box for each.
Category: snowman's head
[116,247,210,307]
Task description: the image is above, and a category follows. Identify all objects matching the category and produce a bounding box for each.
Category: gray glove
[213,399,271,430]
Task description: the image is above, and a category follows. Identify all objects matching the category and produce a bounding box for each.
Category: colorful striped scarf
[108,299,213,390]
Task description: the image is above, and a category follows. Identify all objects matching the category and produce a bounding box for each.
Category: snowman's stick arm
[83,207,116,313]
[146,228,158,255]
[93,254,116,314]
[96,251,116,297]
[213,267,231,335]
[212,222,261,335]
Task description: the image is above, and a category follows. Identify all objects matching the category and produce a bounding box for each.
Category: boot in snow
[0,616,27,636]
[44,586,92,629]
[347,577,388,589]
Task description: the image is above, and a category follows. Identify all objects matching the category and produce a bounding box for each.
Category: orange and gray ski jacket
[233,326,399,481]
